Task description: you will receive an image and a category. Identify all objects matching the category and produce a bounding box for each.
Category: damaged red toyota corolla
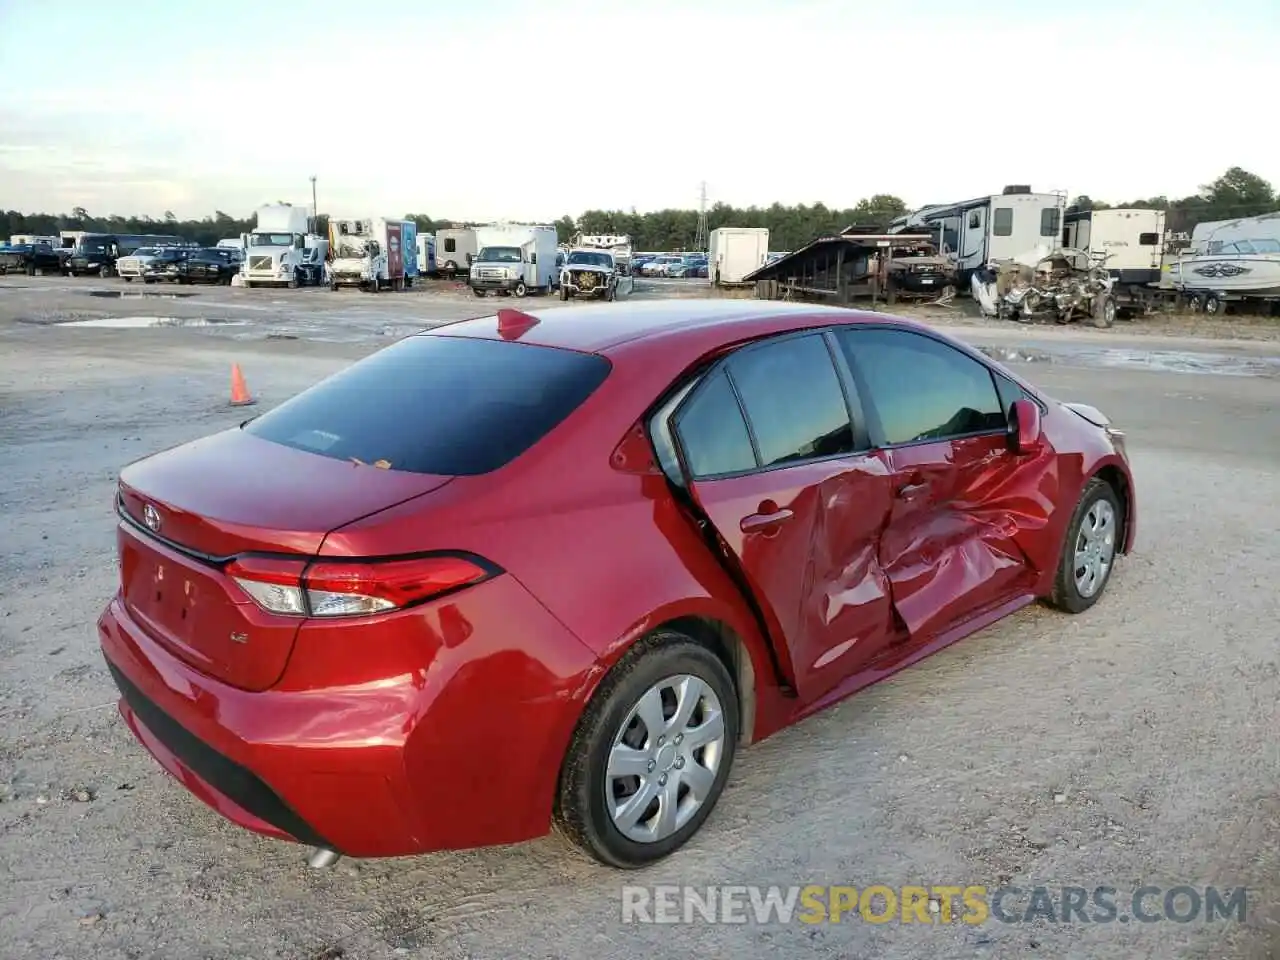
[97,301,1136,869]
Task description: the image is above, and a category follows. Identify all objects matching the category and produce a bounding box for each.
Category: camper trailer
[435,227,477,279]
[1063,208,1165,287]
[890,186,1067,286]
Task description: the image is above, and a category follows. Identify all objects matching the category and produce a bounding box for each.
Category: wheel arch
[1093,462,1135,555]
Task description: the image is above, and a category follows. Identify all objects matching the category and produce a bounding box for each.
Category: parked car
[97,301,1135,870]
[641,255,685,277]
[140,248,196,282]
[166,247,240,284]
[0,241,65,276]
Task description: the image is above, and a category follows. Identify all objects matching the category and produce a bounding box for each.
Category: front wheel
[513,280,528,297]
[556,632,739,868]
[559,285,568,301]
[1092,295,1116,328]
[472,287,486,297]
[1047,478,1123,614]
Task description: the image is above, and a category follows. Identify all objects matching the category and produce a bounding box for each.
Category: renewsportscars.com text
[621,884,1248,925]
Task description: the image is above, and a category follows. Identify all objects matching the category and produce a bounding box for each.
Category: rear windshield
[243,334,611,475]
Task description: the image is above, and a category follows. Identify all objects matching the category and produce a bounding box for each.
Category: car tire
[513,280,528,297]
[559,285,568,301]
[1047,477,1123,614]
[556,630,739,869]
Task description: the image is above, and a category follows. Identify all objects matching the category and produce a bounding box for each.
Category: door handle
[740,508,794,533]
[897,481,930,500]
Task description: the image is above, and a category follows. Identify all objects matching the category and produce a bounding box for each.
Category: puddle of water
[60,316,246,328]
[981,343,1280,378]
[1059,345,1280,376]
[81,290,198,299]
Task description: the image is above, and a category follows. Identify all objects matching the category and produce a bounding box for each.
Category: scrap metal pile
[972,246,1116,327]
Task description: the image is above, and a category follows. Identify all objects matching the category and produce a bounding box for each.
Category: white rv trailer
[435,227,477,278]
[1063,208,1165,287]
[890,186,1067,286]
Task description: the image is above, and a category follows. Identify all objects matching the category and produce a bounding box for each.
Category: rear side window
[244,334,610,475]
[673,370,757,478]
[993,208,1013,236]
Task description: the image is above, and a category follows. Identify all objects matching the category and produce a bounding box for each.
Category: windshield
[76,240,109,254]
[132,248,160,257]
[249,232,295,247]
[334,239,370,258]
[1248,238,1280,253]
[477,246,522,263]
[567,252,612,267]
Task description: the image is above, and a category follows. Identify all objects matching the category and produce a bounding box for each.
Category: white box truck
[710,227,770,286]
[327,218,414,292]
[470,224,560,297]
[240,203,327,288]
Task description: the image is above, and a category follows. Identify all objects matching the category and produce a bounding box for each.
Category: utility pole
[694,181,709,252]
[310,175,318,231]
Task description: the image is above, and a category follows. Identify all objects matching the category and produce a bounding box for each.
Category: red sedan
[97,300,1136,869]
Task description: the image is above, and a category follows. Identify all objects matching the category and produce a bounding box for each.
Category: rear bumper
[97,574,600,857]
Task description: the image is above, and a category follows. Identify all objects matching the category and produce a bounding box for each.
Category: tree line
[2,167,1273,253]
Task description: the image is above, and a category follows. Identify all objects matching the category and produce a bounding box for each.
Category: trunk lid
[115,427,452,691]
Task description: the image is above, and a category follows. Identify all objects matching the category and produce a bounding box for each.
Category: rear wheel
[556,631,738,868]
[1047,478,1122,614]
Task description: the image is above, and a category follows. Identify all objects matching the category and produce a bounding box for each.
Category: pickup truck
[0,242,67,276]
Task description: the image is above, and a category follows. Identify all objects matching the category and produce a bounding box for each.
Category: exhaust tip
[307,847,341,869]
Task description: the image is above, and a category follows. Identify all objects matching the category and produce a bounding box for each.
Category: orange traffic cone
[229,363,256,407]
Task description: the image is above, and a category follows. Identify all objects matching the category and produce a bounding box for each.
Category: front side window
[726,334,855,467]
[838,329,1004,445]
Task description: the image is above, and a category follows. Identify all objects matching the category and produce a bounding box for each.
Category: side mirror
[1008,398,1043,455]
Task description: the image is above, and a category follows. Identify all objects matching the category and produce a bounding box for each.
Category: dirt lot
[2,275,1279,960]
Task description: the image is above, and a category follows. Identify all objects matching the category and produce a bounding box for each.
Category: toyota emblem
[142,504,161,532]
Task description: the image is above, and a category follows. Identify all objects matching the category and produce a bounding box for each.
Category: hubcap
[1073,499,1117,598]
[606,675,726,844]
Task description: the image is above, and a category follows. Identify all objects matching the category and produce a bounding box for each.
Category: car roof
[419,299,921,354]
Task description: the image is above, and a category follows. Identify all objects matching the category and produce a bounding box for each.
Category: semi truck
[239,203,327,288]
[470,223,560,297]
[327,218,415,292]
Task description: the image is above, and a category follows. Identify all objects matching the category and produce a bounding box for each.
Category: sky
[2,0,1277,222]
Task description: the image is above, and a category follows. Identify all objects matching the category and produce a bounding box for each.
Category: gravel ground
[2,276,1279,960]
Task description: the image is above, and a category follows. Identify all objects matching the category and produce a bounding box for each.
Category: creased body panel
[881,435,1050,639]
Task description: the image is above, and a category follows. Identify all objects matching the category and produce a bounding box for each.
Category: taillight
[225,554,497,618]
